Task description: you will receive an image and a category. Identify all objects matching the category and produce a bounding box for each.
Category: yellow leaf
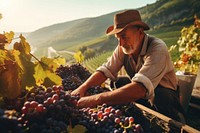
[53,57,66,66]
[74,51,84,63]
[44,70,62,87]
[41,57,65,72]
[0,49,7,64]
[8,49,23,70]
[20,35,31,54]
[34,63,47,86]
[4,31,14,44]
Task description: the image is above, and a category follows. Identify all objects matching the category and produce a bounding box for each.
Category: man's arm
[71,71,107,97]
[77,81,147,108]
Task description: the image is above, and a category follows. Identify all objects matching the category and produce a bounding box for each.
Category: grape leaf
[0,60,21,99]
[43,71,62,87]
[11,45,36,89]
[4,31,14,44]
[53,57,66,65]
[74,51,84,63]
[35,57,65,86]
[33,63,62,87]
[13,35,31,59]
[0,49,7,64]
[34,62,47,86]
[8,49,23,70]
[19,34,31,54]
[40,57,66,72]
[20,59,36,89]
[0,32,66,98]
[0,34,7,49]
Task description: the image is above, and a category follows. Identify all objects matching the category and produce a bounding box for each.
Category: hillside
[26,0,200,58]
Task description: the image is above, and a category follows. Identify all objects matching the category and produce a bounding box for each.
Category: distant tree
[79,46,88,53]
[84,48,95,59]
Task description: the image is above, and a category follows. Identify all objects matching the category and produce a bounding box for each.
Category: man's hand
[71,71,107,97]
[70,86,87,97]
[77,94,102,108]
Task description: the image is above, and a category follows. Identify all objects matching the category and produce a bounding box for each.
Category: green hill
[26,0,200,58]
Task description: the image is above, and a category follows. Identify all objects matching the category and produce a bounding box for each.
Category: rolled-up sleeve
[97,46,124,81]
[132,73,154,99]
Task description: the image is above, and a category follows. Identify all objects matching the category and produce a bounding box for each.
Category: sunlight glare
[0,0,10,11]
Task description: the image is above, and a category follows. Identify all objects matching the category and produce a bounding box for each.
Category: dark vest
[123,36,154,78]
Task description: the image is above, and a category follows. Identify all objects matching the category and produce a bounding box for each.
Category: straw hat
[106,10,149,35]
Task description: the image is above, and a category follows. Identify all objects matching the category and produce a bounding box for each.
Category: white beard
[121,46,134,55]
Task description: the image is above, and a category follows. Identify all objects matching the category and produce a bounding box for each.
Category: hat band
[115,23,127,29]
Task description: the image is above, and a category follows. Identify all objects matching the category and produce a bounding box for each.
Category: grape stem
[30,53,41,63]
[120,121,133,129]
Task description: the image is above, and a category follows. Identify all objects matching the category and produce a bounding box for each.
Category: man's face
[115,26,143,55]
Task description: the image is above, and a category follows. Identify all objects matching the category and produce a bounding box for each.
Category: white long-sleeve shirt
[97,34,178,99]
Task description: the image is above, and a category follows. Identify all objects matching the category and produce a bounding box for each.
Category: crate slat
[134,103,200,133]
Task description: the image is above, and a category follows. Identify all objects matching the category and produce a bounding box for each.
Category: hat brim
[106,21,150,35]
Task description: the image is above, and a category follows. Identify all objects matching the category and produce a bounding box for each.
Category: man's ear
[138,28,145,40]
[138,27,144,35]
[139,27,144,35]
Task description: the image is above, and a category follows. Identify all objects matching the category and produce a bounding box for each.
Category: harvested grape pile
[0,64,182,133]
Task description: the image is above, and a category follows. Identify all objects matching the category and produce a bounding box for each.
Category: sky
[0,0,156,33]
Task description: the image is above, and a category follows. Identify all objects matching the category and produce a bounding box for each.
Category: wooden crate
[134,103,200,133]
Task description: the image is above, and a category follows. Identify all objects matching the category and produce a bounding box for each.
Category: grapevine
[0,31,66,99]
[170,16,200,74]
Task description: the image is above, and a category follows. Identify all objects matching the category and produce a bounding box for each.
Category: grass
[84,51,112,73]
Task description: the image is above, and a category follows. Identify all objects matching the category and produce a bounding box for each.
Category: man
[71,10,185,122]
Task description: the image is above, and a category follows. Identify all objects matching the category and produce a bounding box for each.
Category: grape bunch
[78,103,144,133]
[87,86,110,95]
[1,84,144,133]
[2,89,28,112]
[0,109,23,133]
[56,63,91,91]
[61,75,83,91]
[56,63,110,95]
[17,85,81,133]
[0,63,145,133]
